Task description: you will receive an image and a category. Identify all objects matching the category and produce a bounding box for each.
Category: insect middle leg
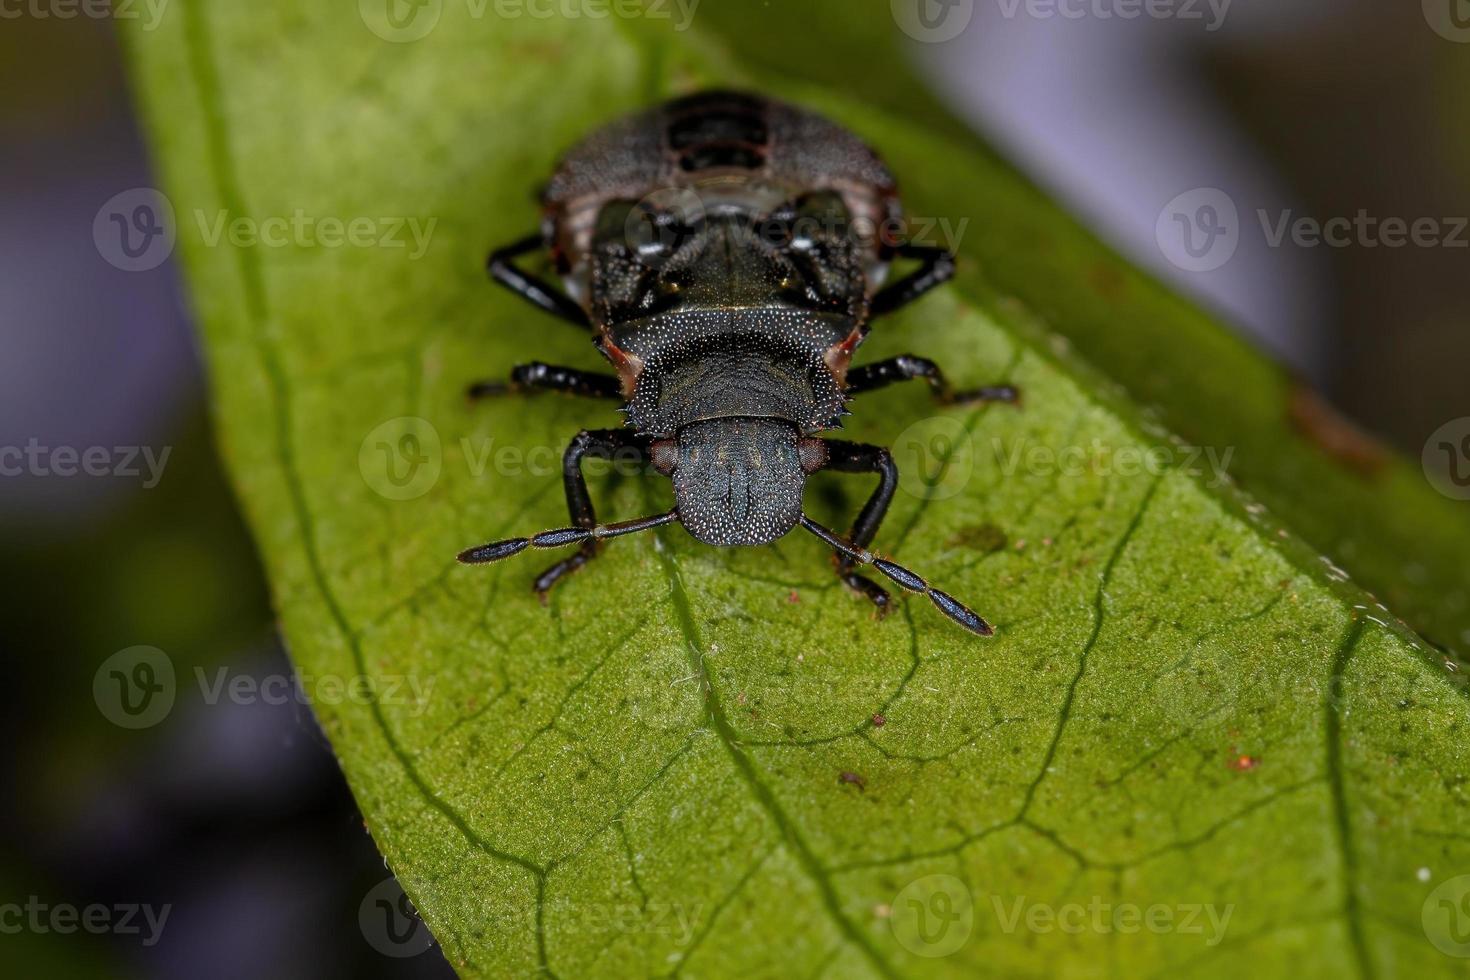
[467,362,622,401]
[488,232,591,329]
[846,355,1018,406]
[532,428,648,602]
[817,440,900,613]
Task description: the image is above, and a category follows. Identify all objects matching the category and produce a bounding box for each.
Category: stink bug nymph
[458,91,1018,635]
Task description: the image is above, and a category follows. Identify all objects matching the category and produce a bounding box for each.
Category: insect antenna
[458,510,679,565]
[798,515,993,636]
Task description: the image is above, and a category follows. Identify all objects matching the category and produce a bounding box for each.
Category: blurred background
[1,1,1465,976]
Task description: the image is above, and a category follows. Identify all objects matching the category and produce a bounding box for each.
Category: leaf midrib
[649,526,900,978]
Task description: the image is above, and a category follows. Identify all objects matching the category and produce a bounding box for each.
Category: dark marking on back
[678,143,766,171]
[666,90,769,172]
[668,105,768,150]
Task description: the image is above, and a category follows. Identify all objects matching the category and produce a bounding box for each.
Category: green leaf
[122,4,1470,977]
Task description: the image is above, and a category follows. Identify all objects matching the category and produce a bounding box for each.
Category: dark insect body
[459,91,1018,635]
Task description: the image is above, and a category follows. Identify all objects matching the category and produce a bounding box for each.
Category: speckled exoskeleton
[458,91,1017,635]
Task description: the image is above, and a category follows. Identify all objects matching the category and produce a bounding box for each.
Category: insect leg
[814,440,899,613]
[533,428,648,602]
[846,355,1019,406]
[467,362,623,401]
[869,243,955,318]
[488,232,592,329]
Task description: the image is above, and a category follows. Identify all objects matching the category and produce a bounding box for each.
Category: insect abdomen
[542,91,902,285]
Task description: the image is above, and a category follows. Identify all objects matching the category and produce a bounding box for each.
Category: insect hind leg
[467,362,622,401]
[845,354,1019,406]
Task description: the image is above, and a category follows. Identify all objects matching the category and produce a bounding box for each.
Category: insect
[458,91,1018,635]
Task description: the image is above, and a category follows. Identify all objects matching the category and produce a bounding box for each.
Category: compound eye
[759,202,798,250]
[631,208,678,262]
[597,190,705,268]
[787,191,851,251]
[593,199,678,263]
[593,200,639,249]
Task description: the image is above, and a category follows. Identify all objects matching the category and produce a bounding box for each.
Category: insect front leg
[467,362,623,401]
[869,242,955,317]
[488,232,591,329]
[812,439,899,613]
[846,355,1019,406]
[531,428,648,602]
